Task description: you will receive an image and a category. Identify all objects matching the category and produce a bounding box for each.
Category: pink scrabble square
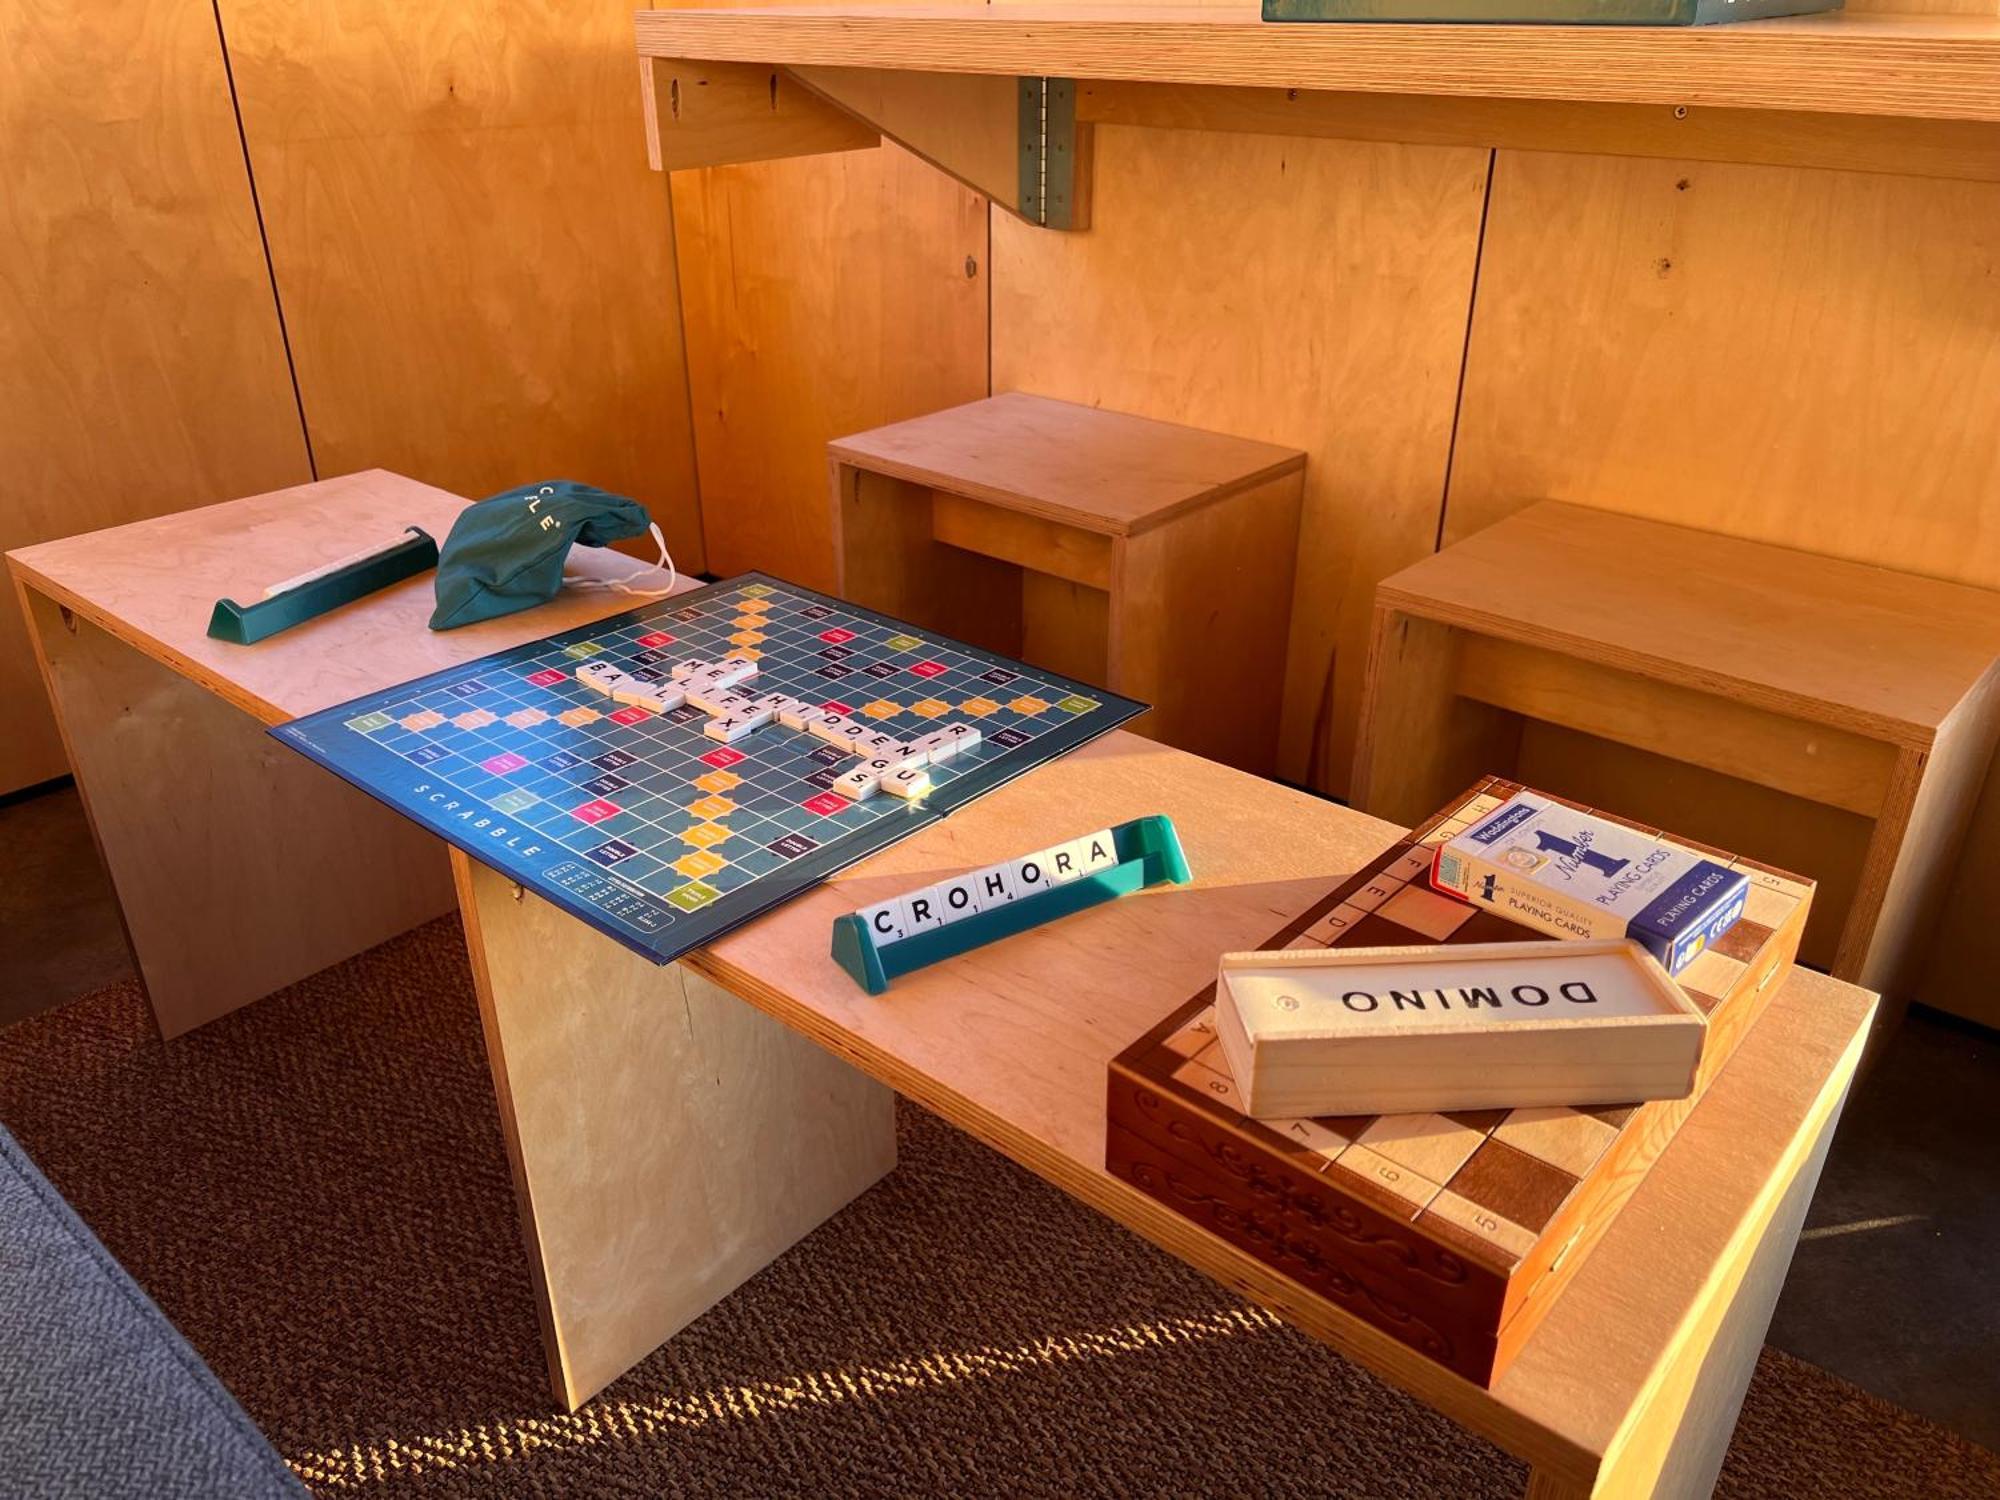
[479,752,528,775]
[571,799,621,824]
[524,668,566,687]
[608,705,652,725]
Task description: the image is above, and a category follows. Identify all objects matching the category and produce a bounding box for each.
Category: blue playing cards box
[1430,791,1748,976]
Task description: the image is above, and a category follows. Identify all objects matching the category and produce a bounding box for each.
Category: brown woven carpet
[2,920,1995,1499]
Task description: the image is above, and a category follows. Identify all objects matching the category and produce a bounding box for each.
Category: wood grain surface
[0,0,311,792]
[634,5,2000,123]
[218,0,707,569]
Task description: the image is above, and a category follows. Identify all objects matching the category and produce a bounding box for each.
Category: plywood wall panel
[218,0,706,569]
[671,144,990,586]
[1446,149,2000,1020]
[1444,152,2000,578]
[0,0,313,792]
[991,124,1487,793]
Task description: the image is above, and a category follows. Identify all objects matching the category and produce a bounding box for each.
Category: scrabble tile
[938,722,982,753]
[775,698,815,731]
[808,712,854,743]
[669,658,710,680]
[883,766,931,799]
[687,682,741,713]
[855,899,907,945]
[703,708,773,743]
[834,720,875,749]
[969,864,1014,906]
[750,690,793,714]
[1011,851,1052,895]
[1056,827,1119,880]
[934,876,983,924]
[833,766,880,801]
[858,756,898,779]
[615,681,685,712]
[879,741,929,769]
[897,886,948,933]
[575,661,632,695]
[710,658,757,689]
[913,729,962,763]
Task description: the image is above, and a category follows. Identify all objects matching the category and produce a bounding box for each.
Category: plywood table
[12,474,1876,1498]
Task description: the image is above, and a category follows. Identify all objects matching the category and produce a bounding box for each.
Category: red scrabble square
[637,631,675,648]
[524,668,567,687]
[608,705,652,725]
[909,660,948,678]
[818,627,857,645]
[802,792,848,816]
[572,799,621,824]
[700,746,747,769]
[821,700,854,715]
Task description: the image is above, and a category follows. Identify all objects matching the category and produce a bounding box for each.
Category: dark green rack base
[831,814,1191,996]
[207,527,439,645]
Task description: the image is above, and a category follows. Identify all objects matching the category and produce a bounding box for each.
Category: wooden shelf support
[643,57,1092,228]
[639,57,881,174]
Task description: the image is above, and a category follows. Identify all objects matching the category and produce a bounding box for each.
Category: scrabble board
[1106,775,1815,1385]
[275,574,1143,964]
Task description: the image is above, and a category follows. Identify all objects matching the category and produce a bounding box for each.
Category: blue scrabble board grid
[273,572,1145,964]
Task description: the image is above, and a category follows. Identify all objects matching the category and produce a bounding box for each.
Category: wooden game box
[1105,775,1814,1385]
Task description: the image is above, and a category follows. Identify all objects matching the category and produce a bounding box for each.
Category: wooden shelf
[636,4,2000,124]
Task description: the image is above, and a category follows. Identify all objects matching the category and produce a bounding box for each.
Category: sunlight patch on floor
[288,1304,1282,1488]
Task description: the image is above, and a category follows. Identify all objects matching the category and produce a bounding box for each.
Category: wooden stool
[1352,501,2000,1019]
[829,393,1305,773]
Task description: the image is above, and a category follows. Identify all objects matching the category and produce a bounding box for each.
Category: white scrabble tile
[897,886,948,933]
[670,658,711,681]
[858,730,897,756]
[970,863,1014,906]
[808,712,853,743]
[710,658,757,689]
[703,707,772,742]
[750,690,793,714]
[833,766,880,801]
[1068,827,1119,877]
[912,729,960,763]
[858,756,898,780]
[1040,839,1094,885]
[855,899,907,946]
[613,686,679,713]
[879,741,928,769]
[882,766,931,799]
[775,698,815,731]
[939,722,982,754]
[934,876,982,924]
[1011,851,1052,895]
[687,682,741,713]
[833,720,875,750]
[575,661,632,695]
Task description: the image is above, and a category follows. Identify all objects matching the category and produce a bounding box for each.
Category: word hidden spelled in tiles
[832,816,1192,995]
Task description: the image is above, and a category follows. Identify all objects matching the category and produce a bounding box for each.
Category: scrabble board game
[276,574,1143,964]
[1107,775,1815,1385]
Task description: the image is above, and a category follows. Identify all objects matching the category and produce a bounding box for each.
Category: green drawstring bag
[430,480,657,631]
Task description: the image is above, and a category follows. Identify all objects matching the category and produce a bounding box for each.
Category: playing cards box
[1430,791,1747,975]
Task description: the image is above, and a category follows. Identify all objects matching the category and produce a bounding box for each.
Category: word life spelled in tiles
[852,826,1121,946]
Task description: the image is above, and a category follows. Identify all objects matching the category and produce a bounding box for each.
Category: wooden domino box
[1105,775,1814,1385]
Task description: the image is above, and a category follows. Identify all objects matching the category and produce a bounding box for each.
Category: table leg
[454,851,897,1411]
[18,586,454,1037]
[1522,1072,1848,1500]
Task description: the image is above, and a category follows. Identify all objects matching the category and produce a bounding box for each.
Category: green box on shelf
[1263,0,1840,22]
[832,814,1191,996]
